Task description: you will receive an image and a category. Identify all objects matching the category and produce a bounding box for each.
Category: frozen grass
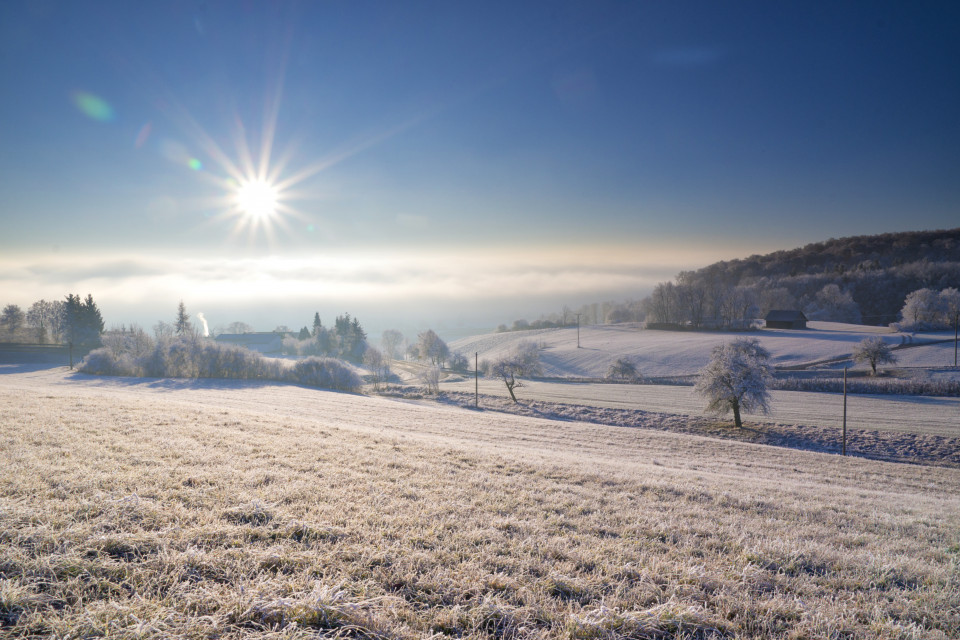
[435,391,960,468]
[2,368,960,638]
[441,378,960,438]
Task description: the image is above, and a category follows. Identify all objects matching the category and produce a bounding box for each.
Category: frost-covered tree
[852,337,897,376]
[380,329,404,361]
[27,299,62,343]
[448,351,470,373]
[227,321,253,334]
[695,338,772,430]
[606,357,640,381]
[804,284,861,324]
[491,341,542,403]
[417,329,449,366]
[942,288,960,326]
[1,304,25,335]
[898,288,944,329]
[153,320,174,340]
[419,365,440,395]
[331,313,367,362]
[363,346,390,391]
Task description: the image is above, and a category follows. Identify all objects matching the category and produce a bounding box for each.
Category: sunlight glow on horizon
[0,240,749,309]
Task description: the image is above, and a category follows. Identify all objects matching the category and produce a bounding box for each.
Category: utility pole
[475,351,479,408]
[842,367,848,456]
[575,313,582,348]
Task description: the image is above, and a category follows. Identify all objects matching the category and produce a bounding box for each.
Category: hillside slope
[449,322,945,378]
[2,368,959,638]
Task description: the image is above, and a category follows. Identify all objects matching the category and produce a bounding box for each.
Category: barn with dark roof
[765,310,808,330]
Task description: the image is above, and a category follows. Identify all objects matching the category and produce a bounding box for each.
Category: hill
[658,227,960,326]
[449,321,951,379]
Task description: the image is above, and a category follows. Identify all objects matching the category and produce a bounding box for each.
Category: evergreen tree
[64,294,81,346]
[312,312,322,337]
[83,294,104,337]
[63,293,104,367]
[175,300,191,336]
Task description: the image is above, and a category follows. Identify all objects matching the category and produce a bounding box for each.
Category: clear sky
[1,1,958,336]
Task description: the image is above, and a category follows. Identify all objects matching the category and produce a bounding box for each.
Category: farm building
[764,310,808,330]
[215,332,284,355]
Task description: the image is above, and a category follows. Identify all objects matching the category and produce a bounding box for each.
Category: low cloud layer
[0,242,742,331]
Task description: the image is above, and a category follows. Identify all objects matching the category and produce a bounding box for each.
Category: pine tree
[82,294,105,338]
[175,300,191,336]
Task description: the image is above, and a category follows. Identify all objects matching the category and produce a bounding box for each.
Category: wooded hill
[668,228,960,326]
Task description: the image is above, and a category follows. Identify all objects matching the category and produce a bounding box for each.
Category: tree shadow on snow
[66,371,290,392]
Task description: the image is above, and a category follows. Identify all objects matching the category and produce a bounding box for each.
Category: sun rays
[234,179,280,221]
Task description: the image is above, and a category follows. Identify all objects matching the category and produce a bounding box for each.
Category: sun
[234,179,279,220]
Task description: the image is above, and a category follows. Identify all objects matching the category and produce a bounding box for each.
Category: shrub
[291,357,361,392]
[449,351,470,373]
[83,337,286,383]
[419,365,441,395]
[78,348,123,375]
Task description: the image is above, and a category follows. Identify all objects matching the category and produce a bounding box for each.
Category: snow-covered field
[441,378,960,437]
[449,322,955,378]
[3,365,960,638]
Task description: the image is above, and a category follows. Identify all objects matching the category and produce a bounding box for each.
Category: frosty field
[2,367,960,639]
[440,378,960,438]
[449,322,955,378]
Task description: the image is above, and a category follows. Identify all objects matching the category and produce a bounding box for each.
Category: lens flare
[71,91,115,122]
[135,122,152,148]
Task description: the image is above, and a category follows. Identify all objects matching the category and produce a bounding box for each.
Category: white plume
[196,312,209,337]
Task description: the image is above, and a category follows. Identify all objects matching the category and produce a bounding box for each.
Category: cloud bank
[0,242,744,331]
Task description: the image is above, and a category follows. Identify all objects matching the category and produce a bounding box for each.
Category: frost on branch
[694,337,772,429]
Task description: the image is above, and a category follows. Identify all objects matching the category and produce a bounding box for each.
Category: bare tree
[492,341,542,403]
[153,320,174,340]
[419,365,440,395]
[226,321,253,334]
[606,357,640,381]
[417,329,449,366]
[853,337,897,376]
[363,347,390,391]
[27,299,60,343]
[695,338,772,429]
[381,329,405,361]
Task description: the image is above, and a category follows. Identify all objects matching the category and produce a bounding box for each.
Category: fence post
[842,367,847,456]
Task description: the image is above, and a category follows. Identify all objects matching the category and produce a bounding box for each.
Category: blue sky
[1,1,958,335]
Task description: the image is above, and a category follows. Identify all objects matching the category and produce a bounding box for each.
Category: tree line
[1,295,104,346]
